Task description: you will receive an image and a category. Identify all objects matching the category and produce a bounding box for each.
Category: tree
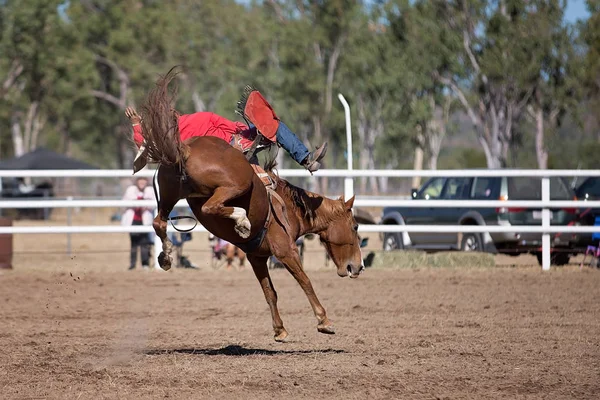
[430,1,563,168]
[0,0,90,158]
[524,7,580,169]
[339,5,407,194]
[267,0,361,191]
[581,0,600,139]
[65,0,175,167]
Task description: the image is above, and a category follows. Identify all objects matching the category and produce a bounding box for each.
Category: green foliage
[438,148,487,170]
[0,0,597,173]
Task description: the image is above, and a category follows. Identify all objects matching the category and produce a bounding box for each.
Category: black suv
[380,175,579,265]
[573,177,600,249]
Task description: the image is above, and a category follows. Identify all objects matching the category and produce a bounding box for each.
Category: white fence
[1,168,600,271]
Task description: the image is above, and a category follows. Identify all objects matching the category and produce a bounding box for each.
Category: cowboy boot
[302,142,328,173]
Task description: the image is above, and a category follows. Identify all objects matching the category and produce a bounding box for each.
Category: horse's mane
[276,178,343,224]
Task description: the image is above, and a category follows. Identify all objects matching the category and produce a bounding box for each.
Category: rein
[152,167,198,233]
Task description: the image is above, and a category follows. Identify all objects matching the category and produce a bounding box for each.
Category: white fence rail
[2,198,600,209]
[0,168,599,178]
[1,168,599,271]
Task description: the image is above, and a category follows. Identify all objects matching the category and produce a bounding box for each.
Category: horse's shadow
[143,344,346,357]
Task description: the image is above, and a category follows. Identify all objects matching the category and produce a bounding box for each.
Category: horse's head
[319,195,364,278]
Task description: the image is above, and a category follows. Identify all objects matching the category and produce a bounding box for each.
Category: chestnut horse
[139,70,364,341]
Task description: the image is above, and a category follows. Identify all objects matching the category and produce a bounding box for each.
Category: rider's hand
[125,107,142,125]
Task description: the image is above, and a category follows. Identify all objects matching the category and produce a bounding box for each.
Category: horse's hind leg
[153,169,181,271]
[247,255,288,342]
[201,186,252,239]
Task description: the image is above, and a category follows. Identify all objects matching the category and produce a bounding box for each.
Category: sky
[565,0,590,23]
[237,1,592,24]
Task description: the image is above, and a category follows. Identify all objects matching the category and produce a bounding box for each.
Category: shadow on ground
[143,345,346,357]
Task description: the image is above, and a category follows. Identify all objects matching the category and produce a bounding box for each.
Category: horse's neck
[292,189,338,236]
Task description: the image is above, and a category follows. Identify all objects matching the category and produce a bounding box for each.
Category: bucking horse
[138,68,364,342]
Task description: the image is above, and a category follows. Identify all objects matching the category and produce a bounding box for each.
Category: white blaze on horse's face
[320,196,364,278]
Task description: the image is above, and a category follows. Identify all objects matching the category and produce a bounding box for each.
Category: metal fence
[1,168,599,271]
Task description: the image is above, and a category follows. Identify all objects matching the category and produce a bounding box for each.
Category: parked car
[573,177,600,249]
[574,177,600,201]
[380,175,579,265]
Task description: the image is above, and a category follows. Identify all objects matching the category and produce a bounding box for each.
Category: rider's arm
[132,124,144,147]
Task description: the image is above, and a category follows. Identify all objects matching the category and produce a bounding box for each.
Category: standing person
[209,234,246,270]
[223,240,246,271]
[122,177,155,270]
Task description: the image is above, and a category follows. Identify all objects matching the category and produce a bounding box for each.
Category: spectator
[168,209,198,269]
[210,234,245,270]
[122,177,155,270]
[223,240,246,271]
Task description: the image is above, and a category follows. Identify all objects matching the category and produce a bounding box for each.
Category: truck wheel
[383,232,403,251]
[460,233,482,252]
[535,252,570,266]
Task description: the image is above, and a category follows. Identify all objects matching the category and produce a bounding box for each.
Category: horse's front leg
[277,250,334,335]
[152,213,174,271]
[247,255,289,342]
[153,169,181,271]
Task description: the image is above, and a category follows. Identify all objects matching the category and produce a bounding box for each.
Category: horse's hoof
[160,263,171,271]
[317,324,335,335]
[274,328,289,342]
[235,217,252,239]
[158,252,172,271]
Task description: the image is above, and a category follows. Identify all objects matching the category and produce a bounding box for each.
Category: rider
[126,88,327,173]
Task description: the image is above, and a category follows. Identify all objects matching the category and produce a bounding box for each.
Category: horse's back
[185,136,255,189]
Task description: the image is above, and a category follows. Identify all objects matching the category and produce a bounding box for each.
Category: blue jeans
[275,122,310,164]
[242,122,310,165]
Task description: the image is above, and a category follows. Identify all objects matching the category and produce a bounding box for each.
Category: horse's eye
[353,224,359,232]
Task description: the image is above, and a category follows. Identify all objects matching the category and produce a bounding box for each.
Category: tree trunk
[378,163,391,194]
[535,106,547,169]
[191,90,206,112]
[413,127,425,189]
[309,116,322,193]
[356,96,368,194]
[367,156,379,195]
[10,112,25,157]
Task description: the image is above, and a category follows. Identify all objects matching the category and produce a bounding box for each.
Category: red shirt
[133,194,144,222]
[133,112,248,147]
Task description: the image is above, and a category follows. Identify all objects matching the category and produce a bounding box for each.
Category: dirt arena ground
[1,212,600,399]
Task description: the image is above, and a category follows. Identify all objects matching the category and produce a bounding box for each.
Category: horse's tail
[139,66,188,169]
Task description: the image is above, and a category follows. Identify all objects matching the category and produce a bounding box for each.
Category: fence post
[338,93,354,201]
[66,196,73,256]
[541,177,551,271]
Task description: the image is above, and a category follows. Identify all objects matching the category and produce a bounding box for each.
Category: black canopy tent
[0,147,98,170]
[0,148,98,220]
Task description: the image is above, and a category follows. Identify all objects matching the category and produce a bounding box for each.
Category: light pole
[337,93,354,201]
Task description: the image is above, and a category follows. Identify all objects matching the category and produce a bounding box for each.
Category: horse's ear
[344,195,355,210]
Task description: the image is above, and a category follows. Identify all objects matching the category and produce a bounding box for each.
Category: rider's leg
[240,123,327,172]
[274,122,309,165]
